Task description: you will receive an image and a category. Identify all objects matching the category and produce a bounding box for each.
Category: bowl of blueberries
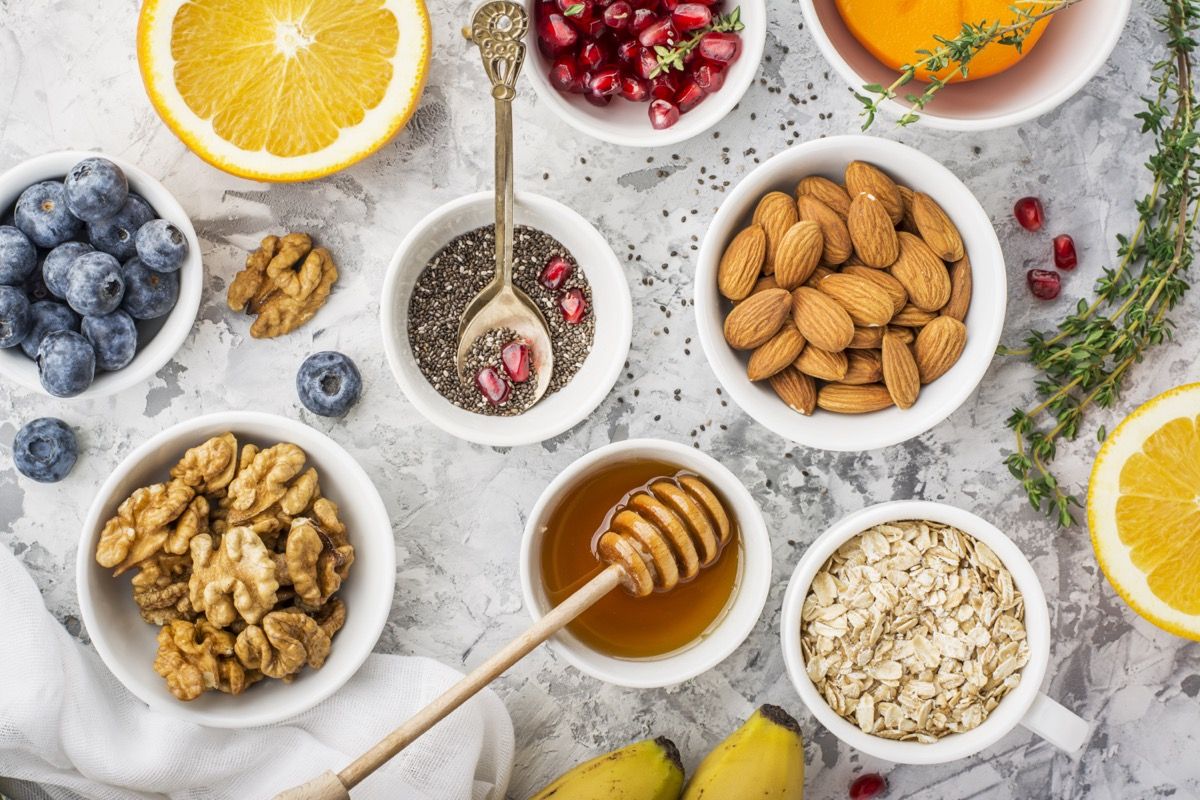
[0,151,202,399]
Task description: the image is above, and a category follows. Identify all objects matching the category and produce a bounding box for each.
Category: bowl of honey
[519,439,771,688]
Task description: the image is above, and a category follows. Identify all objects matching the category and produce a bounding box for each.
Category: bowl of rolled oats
[780,501,1089,763]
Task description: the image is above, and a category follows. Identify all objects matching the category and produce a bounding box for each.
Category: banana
[529,736,685,800]
[682,705,805,800]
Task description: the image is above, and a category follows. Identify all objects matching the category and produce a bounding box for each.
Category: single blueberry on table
[120,256,178,319]
[14,181,84,248]
[87,193,154,261]
[64,157,128,223]
[0,285,32,348]
[20,300,79,360]
[82,309,138,371]
[66,251,124,316]
[135,219,188,273]
[12,418,78,483]
[36,329,95,397]
[42,241,93,299]
[0,225,38,285]
[296,351,362,417]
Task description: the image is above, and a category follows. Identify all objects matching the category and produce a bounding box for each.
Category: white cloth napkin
[0,543,514,800]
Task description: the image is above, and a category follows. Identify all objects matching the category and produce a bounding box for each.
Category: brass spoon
[456,1,553,403]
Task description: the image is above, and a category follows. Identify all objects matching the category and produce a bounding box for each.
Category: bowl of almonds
[694,135,1005,451]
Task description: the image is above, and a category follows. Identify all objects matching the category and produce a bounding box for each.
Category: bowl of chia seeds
[381,191,631,447]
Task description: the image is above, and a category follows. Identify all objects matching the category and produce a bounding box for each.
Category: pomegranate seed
[475,367,511,406]
[1027,268,1061,300]
[617,39,641,62]
[631,7,656,31]
[557,0,591,16]
[638,17,677,47]
[675,78,705,112]
[691,60,724,93]
[501,341,532,384]
[672,3,712,31]
[1014,196,1045,231]
[649,98,680,129]
[549,56,581,92]
[662,0,680,9]
[1053,234,1078,270]
[620,74,650,101]
[649,73,678,100]
[584,91,612,107]
[697,31,740,63]
[635,47,659,80]
[578,40,605,70]
[540,255,574,289]
[559,288,589,322]
[537,14,578,54]
[603,0,632,28]
[589,65,621,95]
[576,15,606,36]
[849,773,888,800]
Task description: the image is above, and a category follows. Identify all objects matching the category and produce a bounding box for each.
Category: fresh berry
[691,60,725,93]
[550,56,582,93]
[537,12,578,54]
[620,74,650,101]
[502,340,532,383]
[36,329,95,397]
[558,287,588,322]
[631,7,656,31]
[649,98,680,129]
[12,418,78,483]
[20,301,78,360]
[66,251,125,316]
[650,72,678,100]
[635,46,659,80]
[1014,196,1045,232]
[296,350,363,417]
[14,181,83,248]
[539,255,574,289]
[604,1,632,29]
[617,39,641,62]
[0,225,37,285]
[672,3,712,30]
[23,270,52,303]
[475,365,511,405]
[0,285,32,348]
[64,157,129,223]
[675,78,706,112]
[849,773,888,800]
[41,241,93,299]
[589,65,621,95]
[82,310,138,371]
[1027,268,1061,300]
[1053,234,1077,270]
[578,40,606,71]
[87,193,155,261]
[638,17,676,47]
[135,219,189,273]
[697,31,740,63]
[120,256,179,320]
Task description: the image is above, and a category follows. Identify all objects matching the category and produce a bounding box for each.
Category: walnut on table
[227,233,339,339]
[188,527,280,627]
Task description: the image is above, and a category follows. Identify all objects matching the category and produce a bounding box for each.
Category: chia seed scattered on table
[408,225,595,416]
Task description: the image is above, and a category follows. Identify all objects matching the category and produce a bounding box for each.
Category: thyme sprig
[650,7,744,78]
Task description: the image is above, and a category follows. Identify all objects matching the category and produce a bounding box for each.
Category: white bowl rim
[518,437,772,688]
[779,500,1052,764]
[0,149,203,399]
[75,410,396,728]
[379,190,633,448]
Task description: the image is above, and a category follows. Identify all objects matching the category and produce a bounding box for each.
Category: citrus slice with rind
[1089,383,1200,640]
[138,0,431,182]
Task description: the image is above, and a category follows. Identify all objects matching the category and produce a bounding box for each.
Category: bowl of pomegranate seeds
[527,0,766,146]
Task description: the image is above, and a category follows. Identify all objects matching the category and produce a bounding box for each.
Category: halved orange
[138,0,431,182]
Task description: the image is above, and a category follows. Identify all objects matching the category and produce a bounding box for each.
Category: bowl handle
[1019,692,1090,753]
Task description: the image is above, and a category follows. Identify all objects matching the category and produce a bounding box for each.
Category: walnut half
[227,233,338,339]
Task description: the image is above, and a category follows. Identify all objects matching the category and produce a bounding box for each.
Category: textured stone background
[2,0,1199,798]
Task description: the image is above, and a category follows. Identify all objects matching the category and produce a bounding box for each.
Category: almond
[793,344,849,381]
[890,232,951,311]
[805,266,836,289]
[844,264,907,314]
[914,315,967,384]
[898,185,919,234]
[881,331,920,409]
[845,161,903,224]
[790,286,854,352]
[848,325,884,349]
[723,288,790,350]
[843,349,883,385]
[796,195,853,265]
[847,192,899,267]
[769,367,817,415]
[773,220,824,290]
[887,325,915,344]
[816,273,895,327]
[753,191,799,272]
[750,274,780,295]
[817,382,894,414]
[717,224,766,300]
[911,192,965,262]
[942,254,972,321]
[747,323,806,381]
[892,304,938,328]
[796,175,851,218]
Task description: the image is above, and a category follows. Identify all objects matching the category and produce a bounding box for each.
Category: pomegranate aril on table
[1014,196,1045,231]
[1053,234,1078,270]
[559,287,589,323]
[1027,268,1061,300]
[849,773,888,800]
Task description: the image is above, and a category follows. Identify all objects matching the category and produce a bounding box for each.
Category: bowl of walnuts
[75,411,395,728]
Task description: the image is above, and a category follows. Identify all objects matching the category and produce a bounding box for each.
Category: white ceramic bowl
[0,150,203,398]
[76,411,396,728]
[800,0,1131,131]
[519,438,771,688]
[780,501,1089,763]
[523,0,766,147]
[381,191,632,447]
[694,135,1005,452]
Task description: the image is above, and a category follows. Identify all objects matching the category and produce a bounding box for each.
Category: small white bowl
[800,0,1131,131]
[381,191,632,447]
[694,135,1005,452]
[523,0,766,147]
[76,411,396,729]
[0,150,203,398]
[780,501,1089,763]
[519,438,771,688]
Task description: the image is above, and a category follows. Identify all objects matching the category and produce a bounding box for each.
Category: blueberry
[0,225,37,285]
[42,241,93,299]
[66,251,124,316]
[36,329,95,397]
[135,219,188,273]
[64,157,128,223]
[23,267,52,303]
[0,285,32,348]
[20,300,79,359]
[120,256,178,319]
[12,418,78,483]
[14,181,84,248]
[296,351,362,417]
[82,309,137,371]
[87,193,154,260]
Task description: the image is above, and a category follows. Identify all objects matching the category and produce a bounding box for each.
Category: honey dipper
[275,473,735,800]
